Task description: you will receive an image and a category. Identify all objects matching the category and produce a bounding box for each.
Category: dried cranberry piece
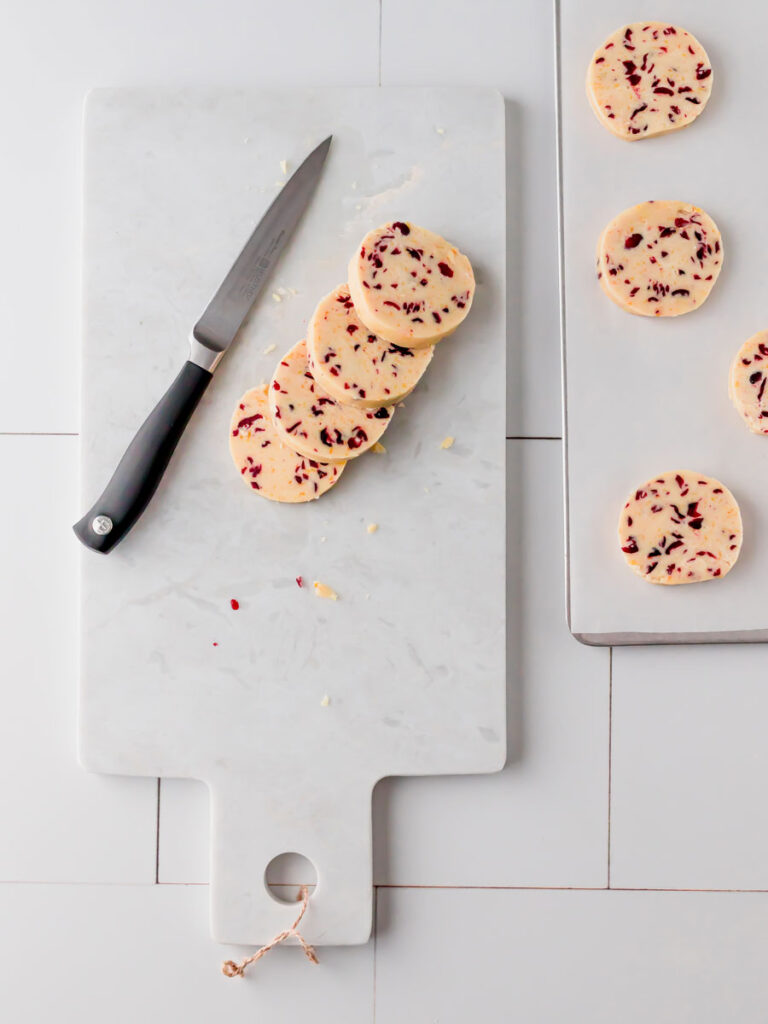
[392,221,410,235]
[625,234,643,249]
[347,428,368,450]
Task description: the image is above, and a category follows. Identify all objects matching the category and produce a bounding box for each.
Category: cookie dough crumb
[263,343,277,354]
[271,292,282,302]
[372,442,387,454]
[274,181,284,188]
[313,581,338,600]
[436,126,446,135]
[320,536,327,543]
[320,694,330,707]
[280,159,288,175]
[441,436,455,449]
[367,523,378,534]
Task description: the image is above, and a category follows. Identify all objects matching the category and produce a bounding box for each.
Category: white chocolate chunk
[730,331,768,435]
[440,436,455,449]
[313,581,338,600]
[229,386,345,503]
[587,22,712,141]
[307,284,433,408]
[367,523,378,534]
[597,201,722,317]
[618,471,742,585]
[347,222,474,347]
[269,339,392,462]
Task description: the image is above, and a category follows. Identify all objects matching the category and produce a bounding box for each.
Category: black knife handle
[73,360,212,554]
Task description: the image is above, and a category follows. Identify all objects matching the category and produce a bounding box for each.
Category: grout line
[377,0,383,86]
[607,647,613,889]
[0,431,78,437]
[1,879,765,893]
[372,886,378,1024]
[506,435,562,441]
[154,779,161,885]
[376,884,610,892]
[371,884,768,894]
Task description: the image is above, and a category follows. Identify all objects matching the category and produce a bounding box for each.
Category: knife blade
[73,135,332,554]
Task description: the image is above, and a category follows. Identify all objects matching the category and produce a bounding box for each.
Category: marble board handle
[208,773,375,946]
[73,360,212,553]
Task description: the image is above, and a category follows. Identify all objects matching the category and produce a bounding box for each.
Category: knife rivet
[92,515,113,536]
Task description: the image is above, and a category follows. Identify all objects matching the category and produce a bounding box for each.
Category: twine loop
[221,885,318,978]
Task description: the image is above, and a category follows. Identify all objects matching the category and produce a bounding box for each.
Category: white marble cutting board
[558,0,768,644]
[78,88,506,945]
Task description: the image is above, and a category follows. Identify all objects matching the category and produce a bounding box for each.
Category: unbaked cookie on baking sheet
[730,331,768,435]
[587,22,712,141]
[618,472,742,585]
[597,201,722,317]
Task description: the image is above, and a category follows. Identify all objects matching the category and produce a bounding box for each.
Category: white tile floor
[4,1,768,1020]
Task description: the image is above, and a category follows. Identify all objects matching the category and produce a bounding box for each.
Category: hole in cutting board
[264,851,317,905]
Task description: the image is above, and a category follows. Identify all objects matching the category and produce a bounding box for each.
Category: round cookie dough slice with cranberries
[618,471,742,585]
[587,22,712,141]
[347,221,474,348]
[229,385,345,502]
[597,201,722,317]
[268,339,392,462]
[306,284,434,408]
[730,331,768,435]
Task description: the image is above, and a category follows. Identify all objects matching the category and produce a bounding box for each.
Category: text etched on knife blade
[235,229,286,301]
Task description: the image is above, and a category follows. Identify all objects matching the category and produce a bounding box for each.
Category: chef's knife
[73,135,332,554]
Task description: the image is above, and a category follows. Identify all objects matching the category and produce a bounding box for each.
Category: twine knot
[221,885,318,978]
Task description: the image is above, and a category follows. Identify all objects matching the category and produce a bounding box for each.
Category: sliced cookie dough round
[597,201,722,317]
[347,221,474,348]
[587,22,712,141]
[306,283,434,408]
[230,385,345,502]
[730,331,768,435]
[268,339,393,462]
[618,471,742,585]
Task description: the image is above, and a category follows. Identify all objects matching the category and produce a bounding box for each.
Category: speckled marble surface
[78,87,506,945]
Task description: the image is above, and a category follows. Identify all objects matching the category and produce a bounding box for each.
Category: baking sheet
[556,0,768,644]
